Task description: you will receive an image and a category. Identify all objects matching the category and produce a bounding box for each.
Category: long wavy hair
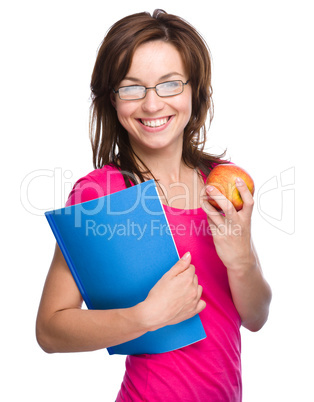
[89,9,226,187]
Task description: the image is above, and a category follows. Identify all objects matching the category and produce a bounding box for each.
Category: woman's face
[112,40,192,156]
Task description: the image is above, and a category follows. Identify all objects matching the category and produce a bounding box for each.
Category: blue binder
[45,180,206,355]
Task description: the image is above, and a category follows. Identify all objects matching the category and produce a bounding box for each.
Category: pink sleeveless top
[66,165,242,402]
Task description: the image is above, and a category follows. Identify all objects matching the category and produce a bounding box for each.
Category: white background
[1,0,313,401]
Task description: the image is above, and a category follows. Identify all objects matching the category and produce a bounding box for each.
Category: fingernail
[181,251,191,260]
[235,177,244,186]
[206,185,214,193]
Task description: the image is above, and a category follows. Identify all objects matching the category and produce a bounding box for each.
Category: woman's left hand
[201,177,272,331]
[201,177,255,272]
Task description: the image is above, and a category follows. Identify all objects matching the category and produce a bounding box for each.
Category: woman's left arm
[201,177,272,332]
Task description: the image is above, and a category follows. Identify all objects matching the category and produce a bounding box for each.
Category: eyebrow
[123,72,184,83]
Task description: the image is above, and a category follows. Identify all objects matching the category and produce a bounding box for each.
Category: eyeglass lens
[117,80,185,100]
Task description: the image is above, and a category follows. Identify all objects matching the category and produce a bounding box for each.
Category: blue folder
[45,180,206,355]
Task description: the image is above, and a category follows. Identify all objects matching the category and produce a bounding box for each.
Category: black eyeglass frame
[112,80,190,101]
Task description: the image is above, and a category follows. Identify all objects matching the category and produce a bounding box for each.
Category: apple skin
[206,164,255,211]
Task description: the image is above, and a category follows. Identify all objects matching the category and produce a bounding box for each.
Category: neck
[130,145,199,208]
[130,141,186,184]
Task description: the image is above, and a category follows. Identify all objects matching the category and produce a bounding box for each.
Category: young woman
[36,10,272,401]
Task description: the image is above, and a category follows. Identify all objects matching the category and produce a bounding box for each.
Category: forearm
[203,180,272,331]
[36,302,148,354]
[37,248,204,354]
[227,251,272,332]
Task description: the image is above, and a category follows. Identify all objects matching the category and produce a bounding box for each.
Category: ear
[110,91,117,109]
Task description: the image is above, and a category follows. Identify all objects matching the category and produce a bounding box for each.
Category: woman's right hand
[140,252,206,332]
[36,247,205,354]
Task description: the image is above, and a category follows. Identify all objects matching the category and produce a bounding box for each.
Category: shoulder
[65,164,127,206]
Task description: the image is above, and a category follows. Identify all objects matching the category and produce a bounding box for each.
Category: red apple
[206,164,255,211]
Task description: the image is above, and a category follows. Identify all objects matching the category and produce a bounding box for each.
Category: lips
[140,117,170,128]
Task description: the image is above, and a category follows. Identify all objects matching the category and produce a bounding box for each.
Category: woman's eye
[164,81,180,89]
[124,86,140,93]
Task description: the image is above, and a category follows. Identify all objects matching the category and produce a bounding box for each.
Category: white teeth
[141,118,168,127]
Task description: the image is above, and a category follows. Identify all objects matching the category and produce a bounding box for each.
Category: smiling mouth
[140,117,170,128]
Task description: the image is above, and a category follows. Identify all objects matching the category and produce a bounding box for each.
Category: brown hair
[90,9,226,186]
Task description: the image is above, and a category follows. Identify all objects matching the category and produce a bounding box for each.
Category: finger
[193,273,199,287]
[201,199,226,229]
[201,200,222,235]
[201,196,221,216]
[235,178,254,216]
[168,252,192,277]
[197,284,203,298]
[196,298,206,313]
[179,264,196,279]
[205,185,236,219]
[201,193,237,238]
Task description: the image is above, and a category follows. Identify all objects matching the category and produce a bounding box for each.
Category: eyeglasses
[113,80,189,101]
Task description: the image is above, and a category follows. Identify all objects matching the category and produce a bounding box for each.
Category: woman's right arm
[36,245,205,354]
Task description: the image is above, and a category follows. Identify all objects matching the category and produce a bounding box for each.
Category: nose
[141,88,164,113]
